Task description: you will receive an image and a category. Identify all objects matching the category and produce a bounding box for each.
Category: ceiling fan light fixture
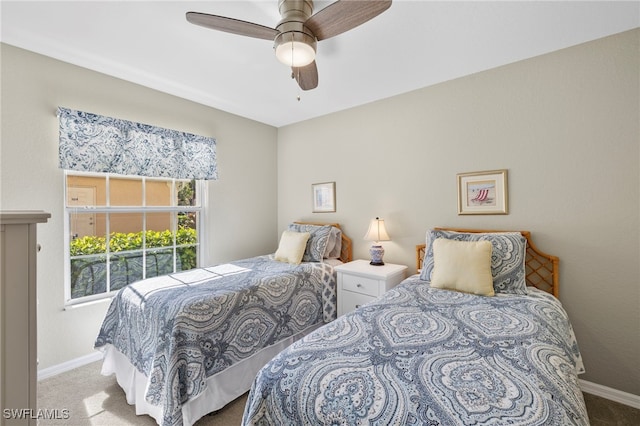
[186,0,393,91]
[274,31,316,67]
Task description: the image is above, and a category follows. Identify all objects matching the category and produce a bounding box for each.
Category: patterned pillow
[325,227,343,258]
[420,229,528,294]
[287,224,333,262]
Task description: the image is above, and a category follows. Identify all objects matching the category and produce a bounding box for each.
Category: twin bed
[96,226,588,426]
[95,222,352,426]
[242,228,589,425]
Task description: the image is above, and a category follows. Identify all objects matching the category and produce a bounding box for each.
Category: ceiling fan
[186,0,392,91]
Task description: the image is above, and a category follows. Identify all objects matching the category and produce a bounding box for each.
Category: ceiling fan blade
[293,61,319,91]
[186,12,279,41]
[306,0,392,41]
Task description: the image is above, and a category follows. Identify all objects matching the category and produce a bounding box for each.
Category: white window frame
[63,171,207,307]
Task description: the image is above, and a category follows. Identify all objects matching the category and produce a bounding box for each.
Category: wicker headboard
[416,228,559,297]
[293,222,353,263]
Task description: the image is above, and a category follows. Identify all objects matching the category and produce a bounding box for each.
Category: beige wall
[0,44,279,369]
[1,28,638,397]
[277,29,640,395]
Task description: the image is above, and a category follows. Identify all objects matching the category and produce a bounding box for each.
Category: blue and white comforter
[242,275,588,425]
[95,255,337,426]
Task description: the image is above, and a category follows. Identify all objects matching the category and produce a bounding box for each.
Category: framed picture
[457,169,508,215]
[312,182,336,213]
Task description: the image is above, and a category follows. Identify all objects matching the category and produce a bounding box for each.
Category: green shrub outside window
[70,227,197,299]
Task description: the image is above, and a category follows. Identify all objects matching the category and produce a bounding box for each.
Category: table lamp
[364,217,390,265]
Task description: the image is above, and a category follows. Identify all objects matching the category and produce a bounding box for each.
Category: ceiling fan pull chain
[289,33,301,101]
[296,69,301,102]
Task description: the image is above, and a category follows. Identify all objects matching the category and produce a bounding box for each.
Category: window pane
[177,211,198,271]
[147,212,174,236]
[69,211,97,240]
[146,248,175,278]
[110,212,143,235]
[70,255,108,298]
[110,252,144,291]
[70,212,106,249]
[70,212,107,298]
[109,213,144,291]
[67,175,104,207]
[110,177,142,206]
[146,212,177,276]
[146,179,172,206]
[178,212,197,231]
[177,245,198,272]
[177,180,196,206]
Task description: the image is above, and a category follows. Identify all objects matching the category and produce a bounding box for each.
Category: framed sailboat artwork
[457,169,508,215]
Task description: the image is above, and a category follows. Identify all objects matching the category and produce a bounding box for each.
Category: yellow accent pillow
[274,231,311,264]
[431,238,495,296]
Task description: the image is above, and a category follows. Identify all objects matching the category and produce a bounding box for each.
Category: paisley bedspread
[95,255,337,426]
[242,275,588,425]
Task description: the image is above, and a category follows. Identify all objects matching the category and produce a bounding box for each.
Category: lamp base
[369,245,385,266]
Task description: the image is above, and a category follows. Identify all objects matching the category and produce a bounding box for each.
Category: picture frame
[312,182,336,213]
[457,169,508,215]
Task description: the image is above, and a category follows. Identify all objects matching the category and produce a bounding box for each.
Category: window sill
[63,297,113,311]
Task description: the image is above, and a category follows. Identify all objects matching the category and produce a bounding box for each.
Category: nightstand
[335,259,408,316]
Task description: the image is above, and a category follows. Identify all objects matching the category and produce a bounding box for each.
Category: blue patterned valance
[58,107,217,180]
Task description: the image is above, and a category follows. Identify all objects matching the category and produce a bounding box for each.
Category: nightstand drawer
[341,290,376,313]
[341,274,379,297]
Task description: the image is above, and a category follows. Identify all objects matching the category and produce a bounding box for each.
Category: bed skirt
[99,322,323,426]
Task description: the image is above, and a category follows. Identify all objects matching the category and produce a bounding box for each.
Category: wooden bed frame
[416,228,559,297]
[294,222,353,263]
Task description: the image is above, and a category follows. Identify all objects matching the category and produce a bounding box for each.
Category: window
[64,172,204,305]
[57,107,216,305]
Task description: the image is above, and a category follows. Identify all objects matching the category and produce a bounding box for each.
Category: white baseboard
[37,351,103,381]
[37,354,640,411]
[580,379,640,409]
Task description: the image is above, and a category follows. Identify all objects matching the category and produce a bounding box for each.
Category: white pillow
[274,231,311,264]
[431,238,494,296]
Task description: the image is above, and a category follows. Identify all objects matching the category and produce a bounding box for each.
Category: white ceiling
[1,1,638,127]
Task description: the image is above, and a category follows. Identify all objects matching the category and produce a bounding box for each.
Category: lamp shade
[364,217,390,242]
